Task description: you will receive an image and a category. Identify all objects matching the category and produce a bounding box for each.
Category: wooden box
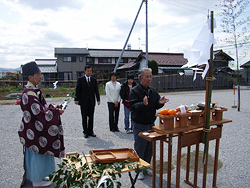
[175,113,192,128]
[199,113,205,123]
[188,110,203,126]
[211,107,227,121]
[156,113,175,130]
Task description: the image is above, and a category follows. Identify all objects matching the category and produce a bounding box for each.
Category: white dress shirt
[105,81,121,103]
[85,75,91,83]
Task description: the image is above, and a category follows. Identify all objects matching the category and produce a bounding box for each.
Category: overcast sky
[0,0,249,69]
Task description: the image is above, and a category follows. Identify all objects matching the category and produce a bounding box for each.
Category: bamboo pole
[203,11,214,164]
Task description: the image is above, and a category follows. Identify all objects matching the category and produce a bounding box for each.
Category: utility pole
[114,0,145,72]
[145,0,148,68]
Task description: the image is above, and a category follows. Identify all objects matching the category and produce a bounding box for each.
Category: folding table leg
[202,142,209,188]
[186,146,191,182]
[194,144,199,186]
[167,135,173,188]
[213,138,220,188]
[128,171,139,188]
[176,133,182,188]
[152,141,156,188]
[159,140,164,188]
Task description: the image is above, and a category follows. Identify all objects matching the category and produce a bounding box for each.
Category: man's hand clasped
[159,96,169,104]
[143,96,148,106]
[143,96,169,106]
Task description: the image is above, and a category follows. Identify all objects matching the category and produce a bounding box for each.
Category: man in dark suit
[75,65,100,138]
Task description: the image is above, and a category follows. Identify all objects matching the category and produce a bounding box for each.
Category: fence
[0,74,233,92]
[149,74,233,92]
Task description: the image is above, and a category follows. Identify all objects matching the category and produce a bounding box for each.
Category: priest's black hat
[22,61,41,77]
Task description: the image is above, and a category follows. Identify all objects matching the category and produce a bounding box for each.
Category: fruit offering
[159,108,176,115]
[159,108,169,115]
[176,105,187,114]
[168,109,176,115]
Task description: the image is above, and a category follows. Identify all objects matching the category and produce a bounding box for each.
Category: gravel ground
[0,89,249,188]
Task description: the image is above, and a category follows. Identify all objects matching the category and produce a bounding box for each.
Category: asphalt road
[0,89,249,188]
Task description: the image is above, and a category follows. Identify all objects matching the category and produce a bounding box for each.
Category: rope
[203,127,211,132]
[206,76,216,81]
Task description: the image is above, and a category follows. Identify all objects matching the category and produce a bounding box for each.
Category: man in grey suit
[75,65,100,138]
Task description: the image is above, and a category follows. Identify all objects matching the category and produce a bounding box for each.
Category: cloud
[112,17,134,33]
[31,20,48,27]
[43,30,70,42]
[1,0,247,69]
[17,0,84,10]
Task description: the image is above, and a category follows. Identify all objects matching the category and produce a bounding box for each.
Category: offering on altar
[176,105,188,114]
[156,104,204,130]
[159,108,176,115]
[196,102,218,110]
[156,102,228,131]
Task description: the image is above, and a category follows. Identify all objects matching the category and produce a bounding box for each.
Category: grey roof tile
[55,48,89,54]
[35,59,57,65]
[88,49,142,58]
[117,61,136,70]
[39,66,57,73]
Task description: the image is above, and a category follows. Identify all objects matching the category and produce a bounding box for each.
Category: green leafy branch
[49,155,142,188]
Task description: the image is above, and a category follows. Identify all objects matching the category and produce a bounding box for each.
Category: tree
[148,60,158,75]
[217,0,250,111]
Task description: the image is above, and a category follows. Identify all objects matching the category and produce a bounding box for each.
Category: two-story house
[54,48,89,81]
[117,52,189,77]
[35,59,57,84]
[118,50,234,77]
[240,60,250,85]
[88,48,142,79]
[213,50,234,75]
[54,48,142,80]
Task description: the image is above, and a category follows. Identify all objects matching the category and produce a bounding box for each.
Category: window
[79,56,83,62]
[116,58,128,64]
[76,71,84,79]
[63,56,76,62]
[86,57,94,64]
[64,72,72,81]
[98,57,112,64]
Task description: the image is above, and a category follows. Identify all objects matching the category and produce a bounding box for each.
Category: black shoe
[111,129,115,132]
[89,133,96,137]
[115,129,120,132]
[84,133,89,138]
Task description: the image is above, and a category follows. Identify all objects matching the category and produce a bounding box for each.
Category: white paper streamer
[202,63,210,79]
[193,69,197,81]
[179,105,187,114]
[183,19,216,80]
[53,81,58,89]
[97,175,117,188]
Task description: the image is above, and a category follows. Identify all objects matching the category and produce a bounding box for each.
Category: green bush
[148,60,158,75]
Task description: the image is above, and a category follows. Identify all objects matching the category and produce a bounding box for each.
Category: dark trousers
[133,122,153,164]
[107,102,120,131]
[80,100,95,134]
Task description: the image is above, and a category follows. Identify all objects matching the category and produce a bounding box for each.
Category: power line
[215,42,250,48]
[149,0,213,44]
[150,16,206,43]
[158,0,209,15]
